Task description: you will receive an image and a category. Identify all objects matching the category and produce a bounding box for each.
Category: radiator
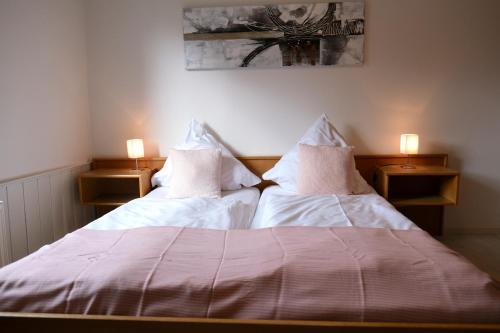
[0,164,94,267]
[0,201,9,267]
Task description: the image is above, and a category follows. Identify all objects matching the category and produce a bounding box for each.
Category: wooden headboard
[92,154,448,191]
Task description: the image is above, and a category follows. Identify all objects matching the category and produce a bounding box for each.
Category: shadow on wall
[426,141,463,169]
[143,139,160,158]
[204,122,373,157]
[426,141,500,232]
[151,122,241,158]
[445,174,500,232]
[206,122,373,157]
[343,125,370,154]
[204,123,243,157]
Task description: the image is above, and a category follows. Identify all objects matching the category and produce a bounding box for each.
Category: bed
[85,186,260,230]
[0,155,499,332]
[251,185,418,230]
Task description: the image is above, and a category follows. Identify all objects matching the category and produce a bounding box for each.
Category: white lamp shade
[127,139,144,159]
[400,134,419,154]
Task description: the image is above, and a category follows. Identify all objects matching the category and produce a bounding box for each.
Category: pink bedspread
[0,226,499,323]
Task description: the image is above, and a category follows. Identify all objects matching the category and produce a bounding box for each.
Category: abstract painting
[183,2,364,70]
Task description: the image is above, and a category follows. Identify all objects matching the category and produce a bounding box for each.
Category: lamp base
[401,164,416,169]
[400,154,416,169]
[132,159,140,171]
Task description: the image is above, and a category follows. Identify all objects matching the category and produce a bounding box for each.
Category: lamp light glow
[400,134,419,155]
[127,139,144,170]
[400,134,419,169]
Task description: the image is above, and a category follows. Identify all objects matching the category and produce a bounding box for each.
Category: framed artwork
[183,2,364,70]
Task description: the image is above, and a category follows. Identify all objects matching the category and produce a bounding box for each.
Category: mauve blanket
[0,227,499,323]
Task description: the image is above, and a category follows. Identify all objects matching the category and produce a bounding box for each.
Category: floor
[440,234,500,281]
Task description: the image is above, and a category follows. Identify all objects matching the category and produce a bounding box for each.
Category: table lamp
[400,134,419,169]
[127,139,144,171]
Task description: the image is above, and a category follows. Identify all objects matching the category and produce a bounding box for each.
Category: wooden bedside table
[375,165,460,236]
[79,169,152,217]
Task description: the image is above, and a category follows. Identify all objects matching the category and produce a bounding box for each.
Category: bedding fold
[0,226,499,323]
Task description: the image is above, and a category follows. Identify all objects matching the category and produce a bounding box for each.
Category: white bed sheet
[85,187,260,230]
[251,186,419,230]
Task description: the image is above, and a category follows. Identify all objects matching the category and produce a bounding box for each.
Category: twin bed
[86,186,260,230]
[0,117,499,332]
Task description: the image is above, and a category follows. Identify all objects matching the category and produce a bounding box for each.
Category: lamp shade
[400,134,419,154]
[127,139,144,159]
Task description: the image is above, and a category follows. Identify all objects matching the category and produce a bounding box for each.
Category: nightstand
[375,165,460,236]
[79,169,152,217]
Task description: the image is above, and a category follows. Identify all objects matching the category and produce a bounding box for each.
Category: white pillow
[152,119,261,190]
[262,114,372,194]
[167,148,222,199]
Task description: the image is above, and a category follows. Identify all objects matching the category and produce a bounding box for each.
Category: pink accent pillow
[167,148,222,199]
[297,144,356,195]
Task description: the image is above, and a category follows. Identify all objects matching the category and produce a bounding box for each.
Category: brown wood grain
[80,169,152,205]
[375,164,460,236]
[92,154,448,191]
[0,312,498,333]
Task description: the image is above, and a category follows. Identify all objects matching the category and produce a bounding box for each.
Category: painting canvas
[183,2,364,70]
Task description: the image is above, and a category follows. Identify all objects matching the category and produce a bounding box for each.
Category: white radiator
[0,164,95,267]
[0,201,10,267]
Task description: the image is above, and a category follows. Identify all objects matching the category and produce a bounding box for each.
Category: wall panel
[0,164,94,267]
[23,179,43,253]
[0,194,11,267]
[38,176,55,246]
[6,182,28,261]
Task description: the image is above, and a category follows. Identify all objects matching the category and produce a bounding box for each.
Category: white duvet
[85,187,260,230]
[251,186,418,230]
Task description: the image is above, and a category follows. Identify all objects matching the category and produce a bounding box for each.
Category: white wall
[0,0,91,181]
[86,0,500,232]
[0,1,498,232]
